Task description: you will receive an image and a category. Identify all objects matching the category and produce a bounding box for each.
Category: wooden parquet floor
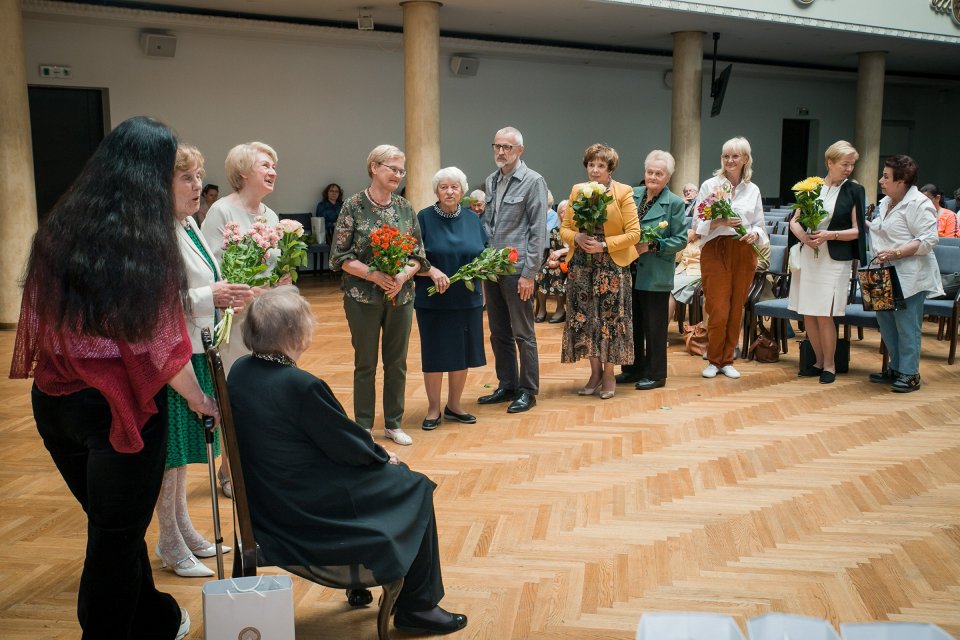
[2,276,959,639]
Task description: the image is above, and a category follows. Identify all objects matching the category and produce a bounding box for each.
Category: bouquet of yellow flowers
[697,183,763,258]
[789,176,828,256]
[571,181,612,264]
[427,247,519,295]
[639,220,670,246]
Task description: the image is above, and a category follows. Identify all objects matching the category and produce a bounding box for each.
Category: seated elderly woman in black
[227,286,467,635]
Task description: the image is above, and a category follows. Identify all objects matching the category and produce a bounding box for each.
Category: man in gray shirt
[478,126,548,413]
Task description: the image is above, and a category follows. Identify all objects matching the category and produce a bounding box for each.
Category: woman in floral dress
[559,144,641,399]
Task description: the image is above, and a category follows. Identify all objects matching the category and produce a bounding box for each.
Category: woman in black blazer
[787,140,867,384]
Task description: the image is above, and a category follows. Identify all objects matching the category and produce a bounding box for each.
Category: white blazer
[178,216,220,353]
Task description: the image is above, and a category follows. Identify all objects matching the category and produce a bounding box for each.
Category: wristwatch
[833,231,839,241]
[895,248,902,258]
[601,241,608,252]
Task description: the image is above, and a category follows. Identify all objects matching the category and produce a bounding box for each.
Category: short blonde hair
[825,140,859,166]
[644,150,676,177]
[241,285,315,357]
[175,144,205,177]
[225,142,277,192]
[714,136,754,182]
[366,144,404,178]
[432,167,468,195]
[582,143,619,174]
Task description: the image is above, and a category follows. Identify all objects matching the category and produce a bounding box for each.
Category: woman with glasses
[694,137,766,380]
[330,145,428,446]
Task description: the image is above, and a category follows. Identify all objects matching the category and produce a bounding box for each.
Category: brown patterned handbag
[857,257,905,311]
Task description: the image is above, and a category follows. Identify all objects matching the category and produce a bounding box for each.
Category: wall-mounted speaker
[450,56,479,77]
[140,32,177,58]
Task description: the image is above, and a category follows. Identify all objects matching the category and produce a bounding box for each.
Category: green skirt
[166,354,220,468]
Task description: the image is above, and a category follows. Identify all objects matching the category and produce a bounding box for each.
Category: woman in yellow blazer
[560,143,641,399]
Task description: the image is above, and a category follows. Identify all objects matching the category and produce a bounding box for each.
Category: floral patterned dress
[561,226,634,365]
[536,227,567,296]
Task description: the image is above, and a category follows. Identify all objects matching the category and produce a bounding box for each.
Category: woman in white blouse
[868,155,943,393]
[694,136,766,380]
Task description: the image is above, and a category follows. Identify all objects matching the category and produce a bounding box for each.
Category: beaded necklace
[433,203,461,219]
[253,352,296,367]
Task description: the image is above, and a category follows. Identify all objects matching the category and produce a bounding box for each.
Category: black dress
[228,355,444,610]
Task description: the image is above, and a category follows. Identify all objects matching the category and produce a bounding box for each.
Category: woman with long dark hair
[10,116,219,640]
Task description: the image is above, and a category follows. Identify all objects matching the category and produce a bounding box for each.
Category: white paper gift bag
[310,217,326,245]
[203,575,295,640]
[840,622,955,640]
[636,612,746,640]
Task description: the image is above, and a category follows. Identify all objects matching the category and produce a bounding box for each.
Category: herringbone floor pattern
[1,276,958,639]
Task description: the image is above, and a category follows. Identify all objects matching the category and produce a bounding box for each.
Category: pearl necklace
[253,352,296,367]
[433,203,461,219]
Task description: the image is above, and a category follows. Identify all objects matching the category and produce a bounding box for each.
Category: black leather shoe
[346,588,372,607]
[634,378,666,390]
[478,388,516,404]
[548,313,566,324]
[798,366,823,377]
[534,312,546,323]
[422,416,442,430]
[869,369,898,383]
[507,392,536,413]
[818,370,836,384]
[891,373,921,393]
[443,407,477,424]
[614,371,643,384]
[394,607,468,635]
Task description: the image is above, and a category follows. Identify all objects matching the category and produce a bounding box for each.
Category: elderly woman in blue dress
[414,168,487,430]
[868,154,943,392]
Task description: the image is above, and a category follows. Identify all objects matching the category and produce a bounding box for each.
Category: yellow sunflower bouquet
[790,176,828,256]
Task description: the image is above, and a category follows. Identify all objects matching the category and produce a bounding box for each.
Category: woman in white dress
[787,140,867,384]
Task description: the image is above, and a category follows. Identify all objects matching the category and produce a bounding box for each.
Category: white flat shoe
[720,365,741,379]
[702,364,719,378]
[156,545,214,578]
[384,428,413,446]
[191,541,232,558]
[175,608,190,640]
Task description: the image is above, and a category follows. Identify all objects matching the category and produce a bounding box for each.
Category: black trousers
[395,503,445,612]
[33,385,180,640]
[622,289,670,380]
[484,275,540,395]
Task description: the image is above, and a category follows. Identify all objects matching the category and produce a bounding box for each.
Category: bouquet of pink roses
[275,219,308,283]
[697,184,763,258]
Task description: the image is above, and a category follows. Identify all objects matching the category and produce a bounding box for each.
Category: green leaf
[464,280,475,292]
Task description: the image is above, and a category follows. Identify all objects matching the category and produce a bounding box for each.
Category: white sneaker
[385,428,413,446]
[702,364,719,378]
[720,365,741,379]
[175,608,190,640]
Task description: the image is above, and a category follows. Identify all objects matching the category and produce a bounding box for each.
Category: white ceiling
[63,0,960,79]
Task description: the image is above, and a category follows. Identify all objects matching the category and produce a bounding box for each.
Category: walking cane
[201,327,225,580]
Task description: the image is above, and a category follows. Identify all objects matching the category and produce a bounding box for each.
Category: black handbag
[857,257,905,311]
[799,338,849,374]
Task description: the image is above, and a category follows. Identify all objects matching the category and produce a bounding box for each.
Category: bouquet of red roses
[427,247,519,295]
[369,224,418,304]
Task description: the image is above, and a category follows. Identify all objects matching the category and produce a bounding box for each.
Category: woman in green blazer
[617,150,689,390]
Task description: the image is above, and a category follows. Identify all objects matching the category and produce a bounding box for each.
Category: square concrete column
[0,0,39,328]
[853,51,886,206]
[401,1,442,211]
[670,31,704,193]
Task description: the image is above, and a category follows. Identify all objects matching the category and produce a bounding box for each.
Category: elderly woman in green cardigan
[616,150,689,390]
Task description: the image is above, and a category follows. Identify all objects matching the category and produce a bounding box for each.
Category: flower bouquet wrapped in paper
[369,224,418,305]
[571,181,612,264]
[427,246,519,295]
[697,184,763,258]
[789,176,828,256]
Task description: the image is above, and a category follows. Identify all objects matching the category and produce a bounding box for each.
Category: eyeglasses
[492,143,517,152]
[722,154,742,161]
[378,162,407,177]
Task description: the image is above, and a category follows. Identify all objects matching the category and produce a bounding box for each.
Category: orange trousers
[700,236,758,367]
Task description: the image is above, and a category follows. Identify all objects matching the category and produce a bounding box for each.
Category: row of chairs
[744,241,960,365]
[636,612,954,639]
